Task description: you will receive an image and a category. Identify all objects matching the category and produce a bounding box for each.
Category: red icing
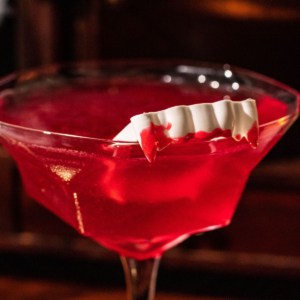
[247,123,259,148]
[140,122,172,162]
[140,122,259,162]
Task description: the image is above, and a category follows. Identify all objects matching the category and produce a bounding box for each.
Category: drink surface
[0,81,290,259]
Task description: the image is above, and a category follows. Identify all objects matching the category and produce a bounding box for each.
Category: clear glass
[0,61,299,299]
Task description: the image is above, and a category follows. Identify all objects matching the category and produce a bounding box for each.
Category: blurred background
[0,0,300,299]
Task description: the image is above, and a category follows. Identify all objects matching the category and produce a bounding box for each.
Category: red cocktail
[0,62,298,299]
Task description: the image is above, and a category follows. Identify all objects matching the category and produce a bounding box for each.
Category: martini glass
[0,61,298,299]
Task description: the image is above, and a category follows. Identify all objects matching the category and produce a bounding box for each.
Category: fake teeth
[114,99,258,162]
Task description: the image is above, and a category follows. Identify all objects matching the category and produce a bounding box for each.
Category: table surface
[0,275,223,300]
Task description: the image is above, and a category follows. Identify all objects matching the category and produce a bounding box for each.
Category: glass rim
[0,60,299,145]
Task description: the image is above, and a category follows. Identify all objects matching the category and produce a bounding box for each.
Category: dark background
[1,0,299,158]
[0,1,300,298]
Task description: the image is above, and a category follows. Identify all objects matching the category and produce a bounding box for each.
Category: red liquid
[0,82,291,259]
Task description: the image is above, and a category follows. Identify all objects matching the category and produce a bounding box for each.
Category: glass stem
[120,256,161,300]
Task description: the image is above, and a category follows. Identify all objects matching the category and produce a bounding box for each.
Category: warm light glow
[186,0,300,21]
[73,192,85,234]
[198,74,206,83]
[50,165,80,182]
[210,81,220,89]
[232,82,240,90]
[177,65,189,73]
[162,75,172,83]
[225,70,233,78]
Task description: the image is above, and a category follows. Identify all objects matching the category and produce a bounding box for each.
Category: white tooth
[242,99,258,123]
[212,100,234,130]
[148,112,161,126]
[190,103,218,132]
[130,114,152,144]
[113,123,136,142]
[163,106,193,138]
[232,99,257,140]
[232,103,244,140]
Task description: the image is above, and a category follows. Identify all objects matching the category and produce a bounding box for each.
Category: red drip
[140,122,259,162]
[247,123,259,148]
[140,122,172,162]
